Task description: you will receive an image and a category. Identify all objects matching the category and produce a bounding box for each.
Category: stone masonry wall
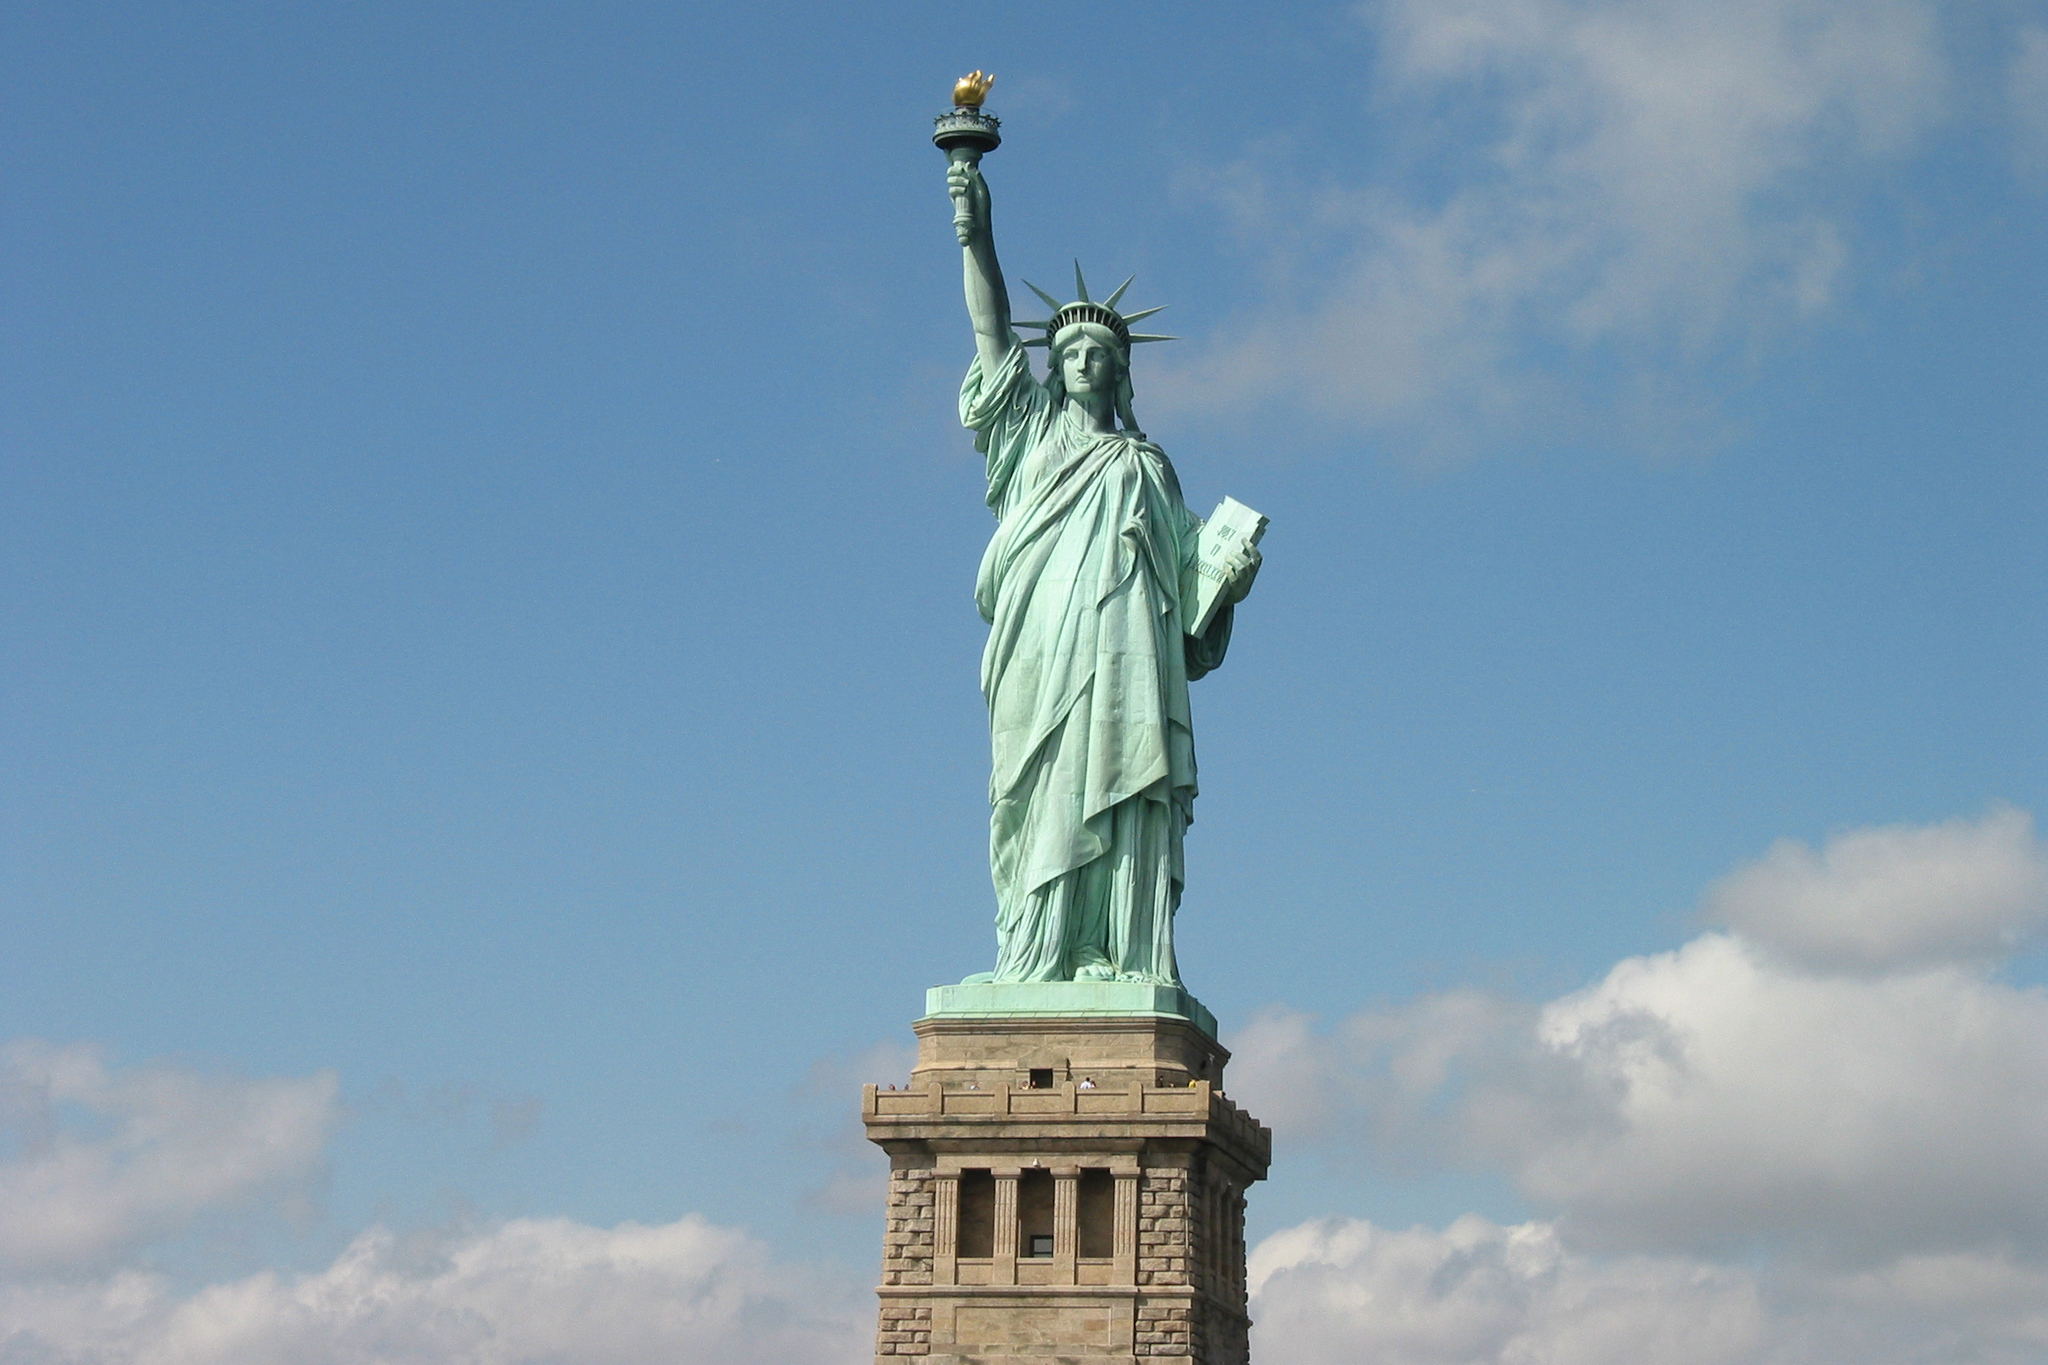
[1135,1300,1193,1358]
[1137,1163,1262,1363]
[1136,1167,1189,1288]
[881,1166,935,1288]
[1137,1167,1207,1359]
[876,1166,934,1358]
[876,1304,932,1357]
[1206,1178,1250,1365]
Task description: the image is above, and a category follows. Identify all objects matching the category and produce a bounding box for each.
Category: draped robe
[963,340,1233,985]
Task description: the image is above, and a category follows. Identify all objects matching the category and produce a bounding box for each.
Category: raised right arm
[947,156,1014,376]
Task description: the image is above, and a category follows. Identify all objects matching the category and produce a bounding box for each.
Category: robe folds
[963,340,1232,985]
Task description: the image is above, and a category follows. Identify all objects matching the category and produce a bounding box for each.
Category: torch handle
[948,145,982,239]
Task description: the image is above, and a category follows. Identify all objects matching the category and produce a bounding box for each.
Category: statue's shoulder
[965,344,1052,435]
[1119,430,1171,466]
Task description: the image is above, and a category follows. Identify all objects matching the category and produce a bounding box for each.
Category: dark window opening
[1028,1068,1054,1089]
[1077,1169,1115,1258]
[1017,1169,1055,1256]
[957,1170,994,1258]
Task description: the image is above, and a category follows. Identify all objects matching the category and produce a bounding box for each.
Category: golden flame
[952,70,994,109]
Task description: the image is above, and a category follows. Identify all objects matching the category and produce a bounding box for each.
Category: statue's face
[1060,337,1122,396]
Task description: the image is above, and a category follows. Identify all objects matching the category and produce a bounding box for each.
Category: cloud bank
[1250,1215,2048,1365]
[1703,805,2048,970]
[1163,0,1968,453]
[0,1041,339,1274]
[1235,806,2048,1362]
[0,1216,867,1365]
[10,807,2044,1363]
[0,1048,868,1365]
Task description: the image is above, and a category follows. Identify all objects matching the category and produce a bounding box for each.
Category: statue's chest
[1024,431,1142,503]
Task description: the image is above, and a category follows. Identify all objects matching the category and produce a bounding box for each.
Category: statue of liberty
[945,130,1262,989]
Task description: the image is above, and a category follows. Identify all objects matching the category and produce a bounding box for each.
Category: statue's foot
[1074,961,1117,982]
[960,972,995,985]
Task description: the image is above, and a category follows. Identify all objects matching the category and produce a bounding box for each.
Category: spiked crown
[1017,262,1177,352]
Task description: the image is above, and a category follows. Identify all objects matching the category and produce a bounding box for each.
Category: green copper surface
[942,121,1262,993]
[924,982,1218,1039]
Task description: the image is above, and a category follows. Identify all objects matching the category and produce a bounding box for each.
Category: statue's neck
[1062,395,1117,434]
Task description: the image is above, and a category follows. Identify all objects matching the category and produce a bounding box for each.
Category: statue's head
[1020,267,1174,434]
[1045,322,1135,430]
[1053,322,1126,397]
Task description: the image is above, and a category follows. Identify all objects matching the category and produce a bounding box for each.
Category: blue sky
[5,3,2046,1361]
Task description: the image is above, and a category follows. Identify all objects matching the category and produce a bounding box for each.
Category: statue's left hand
[1223,545,1262,606]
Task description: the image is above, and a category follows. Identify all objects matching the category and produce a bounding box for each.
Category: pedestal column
[934,1171,959,1284]
[1113,1170,1139,1285]
[1053,1167,1078,1282]
[992,1170,1019,1285]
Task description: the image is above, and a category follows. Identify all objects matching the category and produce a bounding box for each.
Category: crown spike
[1128,333,1178,344]
[1073,261,1090,303]
[1019,280,1064,312]
[1103,275,1135,309]
[1119,305,1167,324]
[1020,337,1049,347]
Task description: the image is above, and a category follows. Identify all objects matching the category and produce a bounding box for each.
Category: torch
[933,71,1000,241]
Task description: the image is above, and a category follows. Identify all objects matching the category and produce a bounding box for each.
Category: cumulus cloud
[0,1041,339,1272]
[1249,1216,1764,1365]
[1228,990,1572,1158]
[1701,805,2048,969]
[0,1044,870,1365]
[1228,809,2048,1262]
[1530,931,2048,1256]
[0,1215,869,1365]
[1160,0,1949,452]
[1247,1216,2048,1365]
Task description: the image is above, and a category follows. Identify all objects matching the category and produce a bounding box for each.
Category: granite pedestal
[865,987,1270,1364]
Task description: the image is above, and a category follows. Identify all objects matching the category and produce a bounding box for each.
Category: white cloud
[1228,990,1564,1158]
[1701,806,2048,970]
[1229,808,2048,1357]
[0,1044,870,1365]
[1249,1216,1764,1365]
[1159,0,1948,452]
[1530,931,2048,1256]
[1247,1216,2048,1365]
[0,1042,339,1273]
[1227,809,2048,1261]
[0,1215,869,1365]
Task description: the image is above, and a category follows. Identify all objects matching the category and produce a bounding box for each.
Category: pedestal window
[956,1169,994,1259]
[1077,1168,1115,1259]
[1017,1168,1055,1257]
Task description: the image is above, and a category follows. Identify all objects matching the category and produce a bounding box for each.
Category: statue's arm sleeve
[960,338,1044,514]
[1184,603,1233,681]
